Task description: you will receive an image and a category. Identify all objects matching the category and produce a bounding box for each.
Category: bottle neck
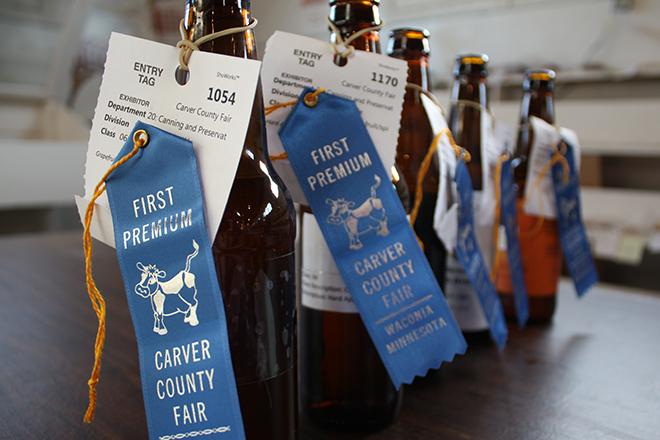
[329,1,381,53]
[390,51,429,91]
[520,88,554,125]
[184,0,258,60]
[184,0,266,163]
[451,72,488,108]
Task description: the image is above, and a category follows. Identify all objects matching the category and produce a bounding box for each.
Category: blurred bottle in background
[496,69,561,323]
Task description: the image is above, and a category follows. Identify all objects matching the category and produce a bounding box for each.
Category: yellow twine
[264,88,326,162]
[82,129,149,423]
[490,152,510,282]
[409,128,468,227]
[519,140,570,240]
[176,18,258,72]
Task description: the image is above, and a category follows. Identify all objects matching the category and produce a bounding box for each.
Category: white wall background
[252,0,660,84]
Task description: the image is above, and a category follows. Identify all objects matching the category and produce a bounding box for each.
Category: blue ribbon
[105,122,245,440]
[499,156,529,327]
[552,140,598,297]
[278,88,466,388]
[454,159,508,348]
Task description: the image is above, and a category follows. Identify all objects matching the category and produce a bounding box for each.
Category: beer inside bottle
[444,53,491,337]
[496,69,562,323]
[387,27,446,290]
[183,1,298,439]
[299,0,403,431]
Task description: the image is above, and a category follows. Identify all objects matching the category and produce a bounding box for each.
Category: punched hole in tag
[175,66,190,86]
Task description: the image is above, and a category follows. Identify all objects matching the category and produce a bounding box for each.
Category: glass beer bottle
[387,27,446,290]
[183,1,298,439]
[496,69,561,323]
[299,0,403,431]
[444,53,491,338]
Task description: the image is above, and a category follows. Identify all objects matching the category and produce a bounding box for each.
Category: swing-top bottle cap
[387,27,430,58]
[453,53,489,77]
[523,68,556,91]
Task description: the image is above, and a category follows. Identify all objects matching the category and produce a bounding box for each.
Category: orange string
[490,152,510,282]
[519,140,570,240]
[408,129,467,252]
[409,128,468,227]
[82,132,146,423]
[264,88,326,162]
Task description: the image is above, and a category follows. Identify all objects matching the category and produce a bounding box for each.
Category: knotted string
[176,18,258,72]
[409,128,468,229]
[327,16,383,59]
[82,129,149,422]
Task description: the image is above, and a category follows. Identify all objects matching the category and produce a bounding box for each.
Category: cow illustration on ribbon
[326,174,389,250]
[134,240,200,335]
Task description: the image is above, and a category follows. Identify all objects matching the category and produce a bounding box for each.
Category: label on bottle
[75,32,261,247]
[260,31,408,204]
[105,122,245,440]
[523,117,581,218]
[552,140,598,297]
[279,89,467,388]
[301,212,358,313]
[451,160,508,347]
[444,253,489,331]
[498,157,529,326]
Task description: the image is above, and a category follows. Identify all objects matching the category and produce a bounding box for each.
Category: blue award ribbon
[278,88,466,388]
[552,140,598,297]
[499,156,529,327]
[454,159,508,348]
[104,122,245,440]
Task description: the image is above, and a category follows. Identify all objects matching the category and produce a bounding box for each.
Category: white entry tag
[75,32,261,247]
[493,119,517,156]
[260,31,408,204]
[523,117,581,218]
[417,93,458,253]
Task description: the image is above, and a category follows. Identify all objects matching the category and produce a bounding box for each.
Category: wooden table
[2,231,659,439]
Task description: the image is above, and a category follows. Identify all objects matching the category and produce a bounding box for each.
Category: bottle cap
[454,53,489,77]
[523,68,555,91]
[387,27,430,58]
[329,0,381,29]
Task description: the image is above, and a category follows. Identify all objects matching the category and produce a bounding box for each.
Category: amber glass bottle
[299,0,403,431]
[444,53,491,336]
[496,69,561,323]
[184,2,298,439]
[387,27,445,289]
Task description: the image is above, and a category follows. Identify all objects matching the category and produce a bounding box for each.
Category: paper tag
[76,32,261,247]
[279,89,466,387]
[552,140,598,297]
[105,122,245,440]
[523,118,581,218]
[453,160,508,347]
[260,31,408,204]
[301,212,358,313]
[419,94,458,254]
[499,156,529,327]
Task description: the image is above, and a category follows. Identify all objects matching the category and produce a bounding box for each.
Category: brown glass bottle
[387,27,446,290]
[299,0,403,431]
[444,53,491,337]
[496,69,561,323]
[183,2,298,439]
